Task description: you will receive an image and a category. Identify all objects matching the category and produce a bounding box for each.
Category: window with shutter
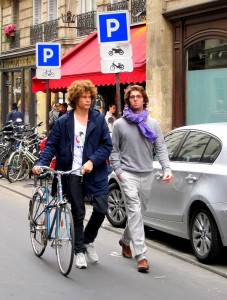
[79,0,96,14]
[33,0,41,25]
[48,0,58,21]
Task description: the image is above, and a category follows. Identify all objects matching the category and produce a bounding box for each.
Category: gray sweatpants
[120,171,154,261]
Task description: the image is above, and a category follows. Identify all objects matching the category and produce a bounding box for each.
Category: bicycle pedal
[51,239,61,249]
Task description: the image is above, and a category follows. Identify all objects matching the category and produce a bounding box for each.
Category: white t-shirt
[72,115,86,175]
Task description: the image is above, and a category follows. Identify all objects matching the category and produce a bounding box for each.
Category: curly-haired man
[33,80,112,269]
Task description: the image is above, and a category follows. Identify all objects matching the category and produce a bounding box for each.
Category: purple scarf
[123,107,158,143]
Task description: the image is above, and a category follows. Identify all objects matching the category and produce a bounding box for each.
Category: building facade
[147,0,227,132]
[0,0,146,130]
[0,0,99,129]
[1,0,226,134]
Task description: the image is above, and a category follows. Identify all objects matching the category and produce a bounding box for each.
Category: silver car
[107,123,227,263]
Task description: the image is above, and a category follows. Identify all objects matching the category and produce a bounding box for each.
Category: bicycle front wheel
[56,203,75,276]
[29,192,47,257]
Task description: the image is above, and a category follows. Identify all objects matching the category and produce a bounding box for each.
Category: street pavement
[0,176,227,279]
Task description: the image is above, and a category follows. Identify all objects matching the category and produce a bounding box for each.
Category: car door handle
[155,172,163,180]
[185,174,197,183]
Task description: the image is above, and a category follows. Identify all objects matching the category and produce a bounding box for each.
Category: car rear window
[174,131,221,163]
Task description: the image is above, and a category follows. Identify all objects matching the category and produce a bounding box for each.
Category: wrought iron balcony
[9,29,20,49]
[131,0,146,23]
[30,19,58,45]
[30,24,42,45]
[76,11,96,37]
[44,19,58,42]
[106,0,146,24]
[107,0,128,11]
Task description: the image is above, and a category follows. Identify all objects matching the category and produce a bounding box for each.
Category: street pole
[115,73,121,118]
[46,79,51,133]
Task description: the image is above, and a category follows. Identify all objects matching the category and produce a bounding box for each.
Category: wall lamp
[61,10,76,26]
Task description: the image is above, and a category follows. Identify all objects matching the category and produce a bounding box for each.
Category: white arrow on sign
[100,43,132,60]
[101,58,133,74]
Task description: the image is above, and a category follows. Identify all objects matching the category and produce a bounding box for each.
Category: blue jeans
[68,174,108,254]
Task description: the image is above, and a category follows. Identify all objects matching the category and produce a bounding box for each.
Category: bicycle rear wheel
[56,203,75,276]
[7,152,23,183]
[29,192,47,257]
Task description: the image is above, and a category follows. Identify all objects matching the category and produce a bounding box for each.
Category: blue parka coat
[36,108,112,197]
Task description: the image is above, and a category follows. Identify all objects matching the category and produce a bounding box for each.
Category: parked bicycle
[6,135,40,183]
[0,119,26,179]
[110,62,124,71]
[108,47,124,56]
[5,122,44,183]
[28,166,76,276]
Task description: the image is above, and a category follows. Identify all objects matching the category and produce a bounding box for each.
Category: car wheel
[190,208,222,263]
[107,183,127,228]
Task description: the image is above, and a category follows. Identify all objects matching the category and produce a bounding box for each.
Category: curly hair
[124,85,149,109]
[67,80,98,109]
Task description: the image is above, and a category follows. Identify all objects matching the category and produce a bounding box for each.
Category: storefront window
[186,39,227,124]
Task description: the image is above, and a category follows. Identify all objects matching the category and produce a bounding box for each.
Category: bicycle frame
[16,141,38,164]
[34,172,70,244]
[29,167,79,275]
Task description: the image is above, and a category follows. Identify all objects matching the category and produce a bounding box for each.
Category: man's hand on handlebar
[32,166,41,175]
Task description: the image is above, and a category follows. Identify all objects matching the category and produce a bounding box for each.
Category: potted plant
[4,24,16,40]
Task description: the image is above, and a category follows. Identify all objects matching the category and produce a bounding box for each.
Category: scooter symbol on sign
[110,62,124,71]
[108,47,124,56]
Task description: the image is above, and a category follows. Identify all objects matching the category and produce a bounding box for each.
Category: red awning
[32,24,146,93]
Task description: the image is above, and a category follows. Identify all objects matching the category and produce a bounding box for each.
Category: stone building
[1,0,227,134]
[147,0,227,132]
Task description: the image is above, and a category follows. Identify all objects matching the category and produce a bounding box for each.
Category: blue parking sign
[36,43,61,68]
[97,11,130,44]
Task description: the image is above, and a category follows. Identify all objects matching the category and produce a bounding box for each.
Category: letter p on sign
[97,11,130,44]
[43,48,54,62]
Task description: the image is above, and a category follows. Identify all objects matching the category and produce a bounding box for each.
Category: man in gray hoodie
[110,85,173,273]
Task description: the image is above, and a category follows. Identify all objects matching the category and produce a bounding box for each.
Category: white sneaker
[75,253,87,269]
[85,243,98,262]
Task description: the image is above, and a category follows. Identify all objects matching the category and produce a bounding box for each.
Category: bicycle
[28,166,77,276]
[6,123,44,183]
[6,137,39,183]
[42,69,55,77]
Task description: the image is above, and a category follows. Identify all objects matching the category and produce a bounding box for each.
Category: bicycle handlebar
[36,166,83,176]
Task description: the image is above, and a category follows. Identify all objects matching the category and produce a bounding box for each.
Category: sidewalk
[1,176,227,278]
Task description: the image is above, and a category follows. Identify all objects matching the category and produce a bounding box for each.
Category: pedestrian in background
[58,102,68,118]
[6,103,24,124]
[105,103,117,133]
[110,84,173,273]
[49,103,61,129]
[32,79,112,270]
